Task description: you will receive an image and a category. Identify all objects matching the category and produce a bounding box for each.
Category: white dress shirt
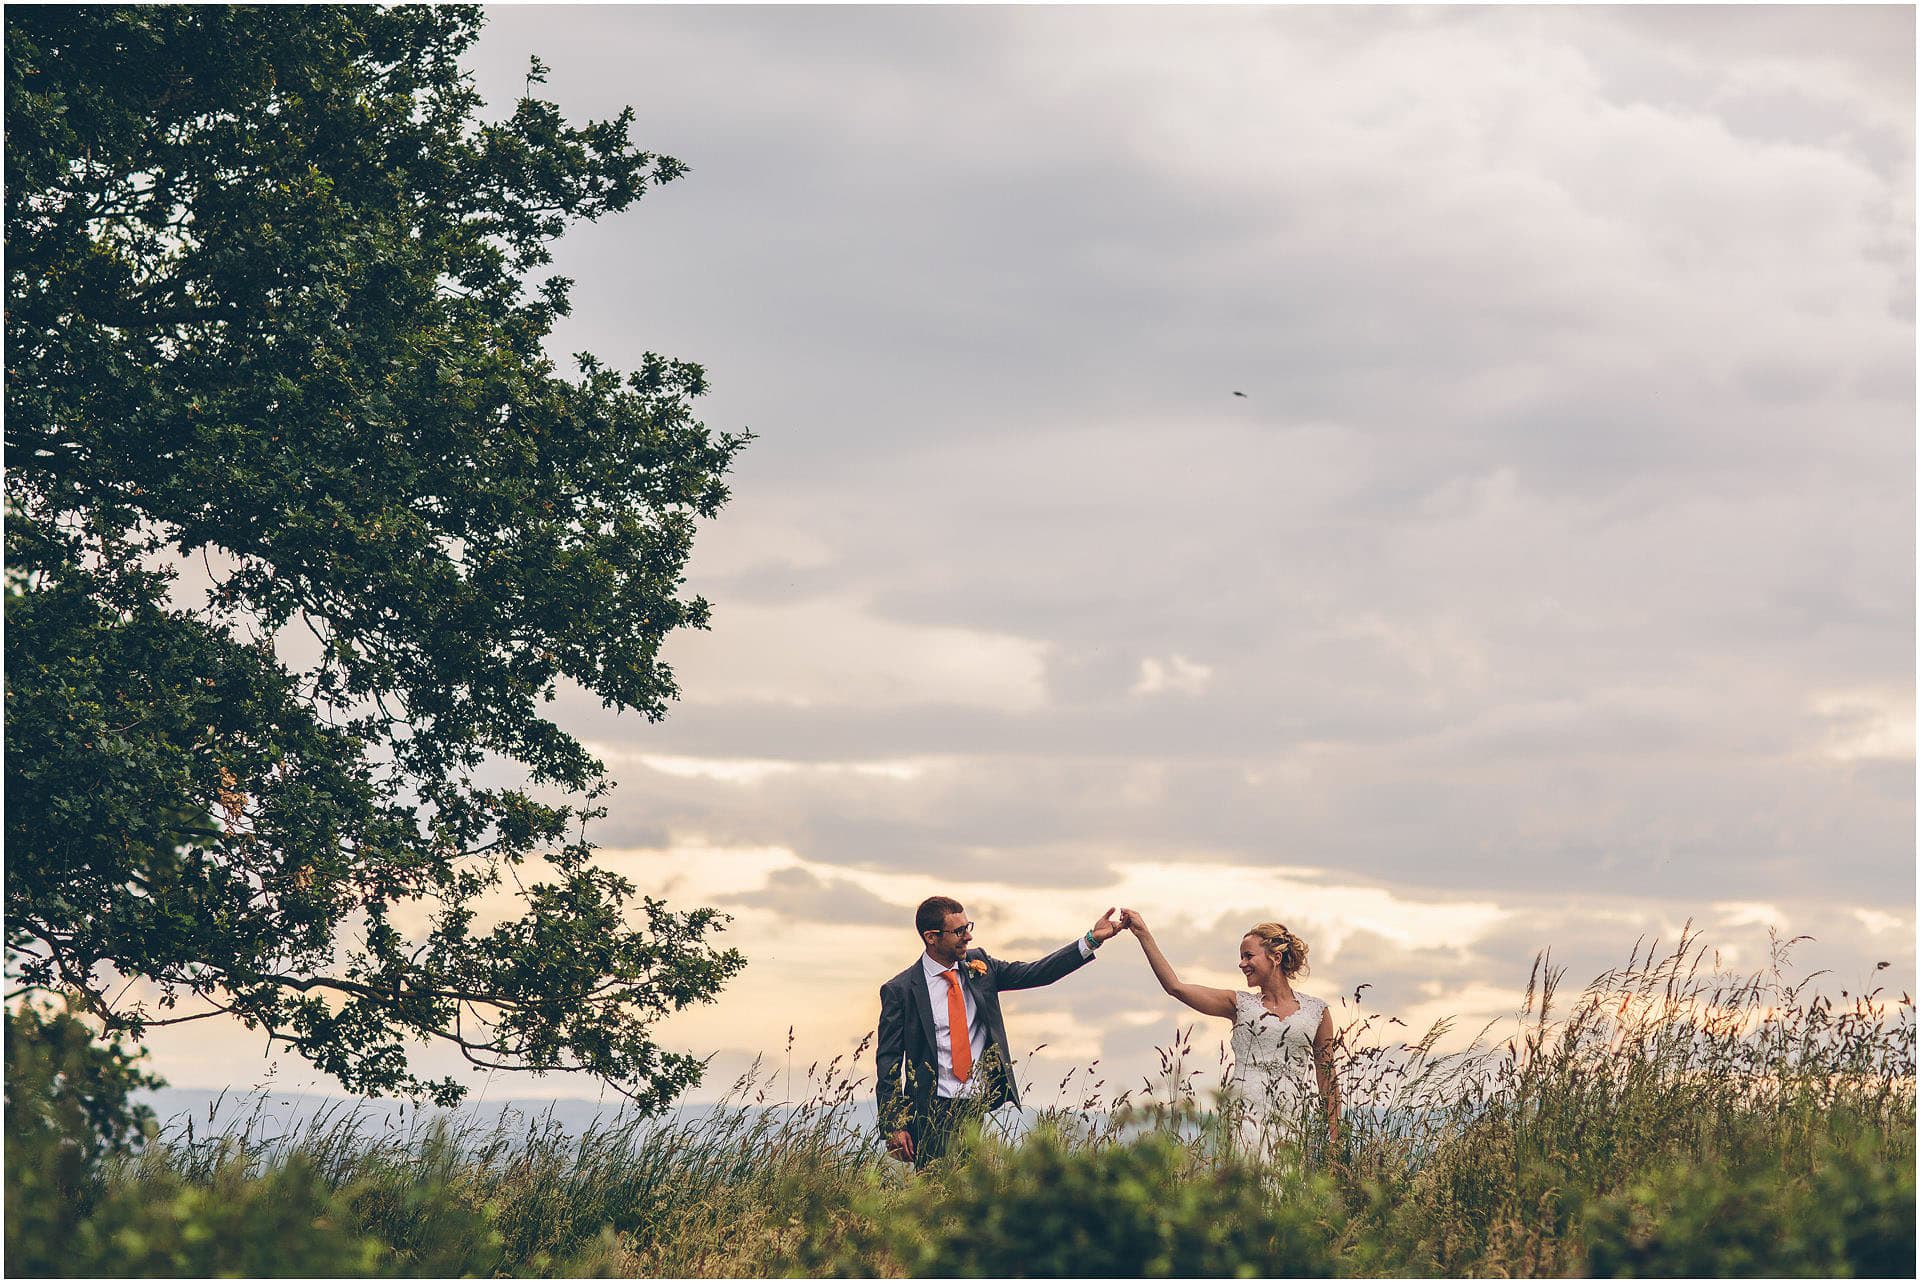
[922,937,1095,1100]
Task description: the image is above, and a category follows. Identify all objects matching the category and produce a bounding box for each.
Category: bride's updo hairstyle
[1246,922,1310,979]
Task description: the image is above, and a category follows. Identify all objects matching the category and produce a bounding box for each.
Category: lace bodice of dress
[1227,989,1325,1091]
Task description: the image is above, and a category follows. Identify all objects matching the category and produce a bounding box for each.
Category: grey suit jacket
[874,940,1092,1137]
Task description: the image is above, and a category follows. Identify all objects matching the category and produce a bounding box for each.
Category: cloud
[1853,908,1905,937]
[125,6,1918,1103]
[661,595,1051,714]
[1131,654,1215,698]
[1808,689,1916,763]
[599,749,932,785]
[717,865,909,928]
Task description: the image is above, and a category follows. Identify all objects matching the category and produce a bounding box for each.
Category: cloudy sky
[144,4,1914,1107]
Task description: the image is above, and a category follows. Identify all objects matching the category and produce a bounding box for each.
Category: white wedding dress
[1223,989,1329,1163]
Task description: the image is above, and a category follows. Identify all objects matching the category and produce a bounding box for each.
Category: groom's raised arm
[991,940,1093,991]
[992,908,1121,991]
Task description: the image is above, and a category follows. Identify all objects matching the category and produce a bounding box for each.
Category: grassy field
[8,931,1914,1277]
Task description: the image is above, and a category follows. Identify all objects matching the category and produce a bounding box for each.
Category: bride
[1117,909,1339,1159]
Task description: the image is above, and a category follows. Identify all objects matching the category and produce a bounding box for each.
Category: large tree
[5,5,749,1108]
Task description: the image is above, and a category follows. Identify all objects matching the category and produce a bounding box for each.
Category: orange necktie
[940,969,972,1083]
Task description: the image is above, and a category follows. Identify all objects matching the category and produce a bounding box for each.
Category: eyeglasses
[928,922,975,937]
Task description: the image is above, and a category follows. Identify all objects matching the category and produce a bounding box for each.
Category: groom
[876,895,1121,1166]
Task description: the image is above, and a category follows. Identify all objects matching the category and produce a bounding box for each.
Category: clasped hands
[1091,906,1153,940]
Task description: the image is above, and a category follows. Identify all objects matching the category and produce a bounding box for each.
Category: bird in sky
[1232,391,1248,398]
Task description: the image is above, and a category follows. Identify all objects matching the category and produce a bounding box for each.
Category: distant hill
[136,1085,888,1146]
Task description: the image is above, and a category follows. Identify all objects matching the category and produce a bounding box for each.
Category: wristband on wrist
[1083,929,1100,950]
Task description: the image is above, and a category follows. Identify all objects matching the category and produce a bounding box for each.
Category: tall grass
[28,930,1914,1277]
[1320,929,1915,1274]
[103,1034,888,1276]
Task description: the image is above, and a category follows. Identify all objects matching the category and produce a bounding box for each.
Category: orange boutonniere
[967,959,987,977]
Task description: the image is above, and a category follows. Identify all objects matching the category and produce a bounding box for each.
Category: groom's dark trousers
[876,941,1093,1168]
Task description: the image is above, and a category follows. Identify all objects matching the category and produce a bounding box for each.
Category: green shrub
[4,1000,160,1274]
[1580,1126,1916,1278]
[5,1014,506,1280]
[38,1127,505,1278]
[852,1122,1339,1278]
[70,1155,383,1278]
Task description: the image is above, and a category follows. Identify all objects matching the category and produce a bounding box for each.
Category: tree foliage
[5,4,749,1107]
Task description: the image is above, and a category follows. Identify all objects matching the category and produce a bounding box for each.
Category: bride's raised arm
[1117,909,1238,1020]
